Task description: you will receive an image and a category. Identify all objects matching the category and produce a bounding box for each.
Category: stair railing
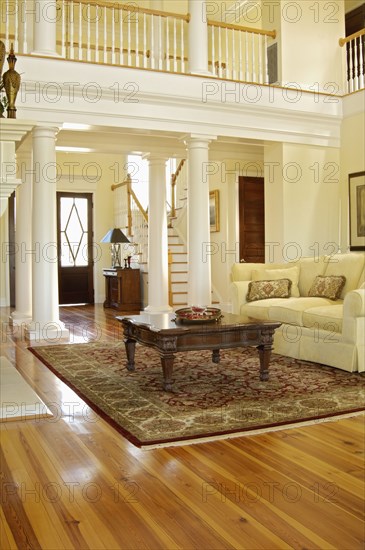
[339,29,365,93]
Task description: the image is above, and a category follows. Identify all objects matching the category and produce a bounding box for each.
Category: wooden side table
[103,268,141,312]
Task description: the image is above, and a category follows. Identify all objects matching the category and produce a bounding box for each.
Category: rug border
[28,345,365,449]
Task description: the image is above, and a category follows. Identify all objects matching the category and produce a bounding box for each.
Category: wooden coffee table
[117,313,281,391]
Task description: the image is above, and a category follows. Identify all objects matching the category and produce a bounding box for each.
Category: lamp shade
[100,228,130,244]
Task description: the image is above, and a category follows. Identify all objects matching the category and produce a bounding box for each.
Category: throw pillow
[308,275,346,301]
[246,278,292,302]
[252,266,300,297]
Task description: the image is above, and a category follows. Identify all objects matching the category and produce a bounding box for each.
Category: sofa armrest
[344,288,365,318]
[342,289,365,354]
[230,281,251,314]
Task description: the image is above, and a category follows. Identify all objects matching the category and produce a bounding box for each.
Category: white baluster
[143,13,147,68]
[22,0,28,53]
[5,0,9,49]
[359,35,364,90]
[111,7,116,64]
[119,8,123,65]
[70,0,74,59]
[218,26,222,77]
[211,26,216,76]
[245,32,249,81]
[87,4,91,61]
[95,4,99,62]
[180,20,184,72]
[158,16,162,70]
[104,7,107,63]
[264,34,269,84]
[349,40,354,93]
[232,29,236,80]
[173,18,177,72]
[135,10,139,67]
[258,32,262,83]
[14,0,19,53]
[127,11,131,65]
[225,27,229,79]
[166,17,169,71]
[252,33,256,82]
[78,1,82,60]
[61,0,66,57]
[150,15,155,69]
[239,30,243,80]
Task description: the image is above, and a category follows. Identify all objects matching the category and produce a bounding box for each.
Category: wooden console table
[103,268,141,312]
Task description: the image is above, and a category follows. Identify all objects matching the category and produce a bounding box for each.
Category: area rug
[28,343,365,448]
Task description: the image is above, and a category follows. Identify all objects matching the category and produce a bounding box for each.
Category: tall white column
[26,126,69,341]
[32,0,58,56]
[184,135,216,306]
[188,0,210,75]
[144,154,172,313]
[10,146,33,326]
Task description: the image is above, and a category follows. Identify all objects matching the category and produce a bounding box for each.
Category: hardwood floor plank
[1,304,364,550]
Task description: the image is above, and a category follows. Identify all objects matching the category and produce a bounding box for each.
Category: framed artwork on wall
[209,190,220,232]
[349,171,365,251]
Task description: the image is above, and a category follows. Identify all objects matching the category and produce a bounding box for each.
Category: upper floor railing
[339,29,365,93]
[1,0,364,93]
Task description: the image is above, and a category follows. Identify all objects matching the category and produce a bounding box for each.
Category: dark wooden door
[239,176,265,263]
[57,192,94,305]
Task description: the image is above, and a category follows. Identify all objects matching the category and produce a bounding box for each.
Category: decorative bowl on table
[174,306,222,323]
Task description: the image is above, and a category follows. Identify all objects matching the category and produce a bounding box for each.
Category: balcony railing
[1,0,276,85]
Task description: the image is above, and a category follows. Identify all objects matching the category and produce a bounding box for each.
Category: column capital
[182,134,217,147]
[142,153,169,163]
[33,124,61,139]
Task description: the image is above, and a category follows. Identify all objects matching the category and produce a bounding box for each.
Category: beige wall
[264,142,341,262]
[340,105,365,251]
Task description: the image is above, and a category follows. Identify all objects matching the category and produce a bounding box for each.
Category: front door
[239,176,265,263]
[57,192,94,305]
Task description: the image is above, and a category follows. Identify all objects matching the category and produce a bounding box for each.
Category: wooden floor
[1,305,364,550]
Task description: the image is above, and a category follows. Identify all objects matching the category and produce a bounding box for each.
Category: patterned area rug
[29,343,365,448]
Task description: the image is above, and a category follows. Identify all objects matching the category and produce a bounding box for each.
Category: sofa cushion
[246,279,292,302]
[294,256,327,296]
[324,253,365,298]
[231,262,285,282]
[241,298,293,320]
[308,275,346,300]
[268,297,340,326]
[252,266,300,297]
[302,305,343,333]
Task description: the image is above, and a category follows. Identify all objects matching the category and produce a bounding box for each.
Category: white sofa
[230,253,365,373]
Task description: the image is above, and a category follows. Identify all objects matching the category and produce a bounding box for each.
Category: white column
[184,135,216,306]
[188,0,210,75]
[26,126,69,341]
[32,0,58,56]
[144,154,172,313]
[10,147,33,326]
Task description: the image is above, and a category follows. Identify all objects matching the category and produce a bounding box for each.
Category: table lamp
[100,228,130,268]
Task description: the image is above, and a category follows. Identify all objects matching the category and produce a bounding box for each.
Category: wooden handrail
[63,0,190,22]
[339,28,365,47]
[208,19,276,39]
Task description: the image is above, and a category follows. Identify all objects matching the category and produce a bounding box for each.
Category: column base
[9,312,32,326]
[144,305,173,314]
[25,321,70,343]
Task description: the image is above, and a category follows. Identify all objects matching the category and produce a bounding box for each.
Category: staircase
[168,228,188,307]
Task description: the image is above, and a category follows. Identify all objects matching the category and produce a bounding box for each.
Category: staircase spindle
[78,1,82,60]
[70,0,74,59]
[111,7,116,64]
[87,4,91,61]
[119,8,123,65]
[135,11,140,67]
[180,19,185,72]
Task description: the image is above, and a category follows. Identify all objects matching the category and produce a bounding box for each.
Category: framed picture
[209,190,220,232]
[349,171,365,251]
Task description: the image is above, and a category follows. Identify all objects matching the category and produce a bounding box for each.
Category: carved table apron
[117,313,281,391]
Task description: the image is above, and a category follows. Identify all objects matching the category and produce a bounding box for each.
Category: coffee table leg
[257,344,270,381]
[124,338,136,371]
[212,349,220,363]
[160,354,174,391]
